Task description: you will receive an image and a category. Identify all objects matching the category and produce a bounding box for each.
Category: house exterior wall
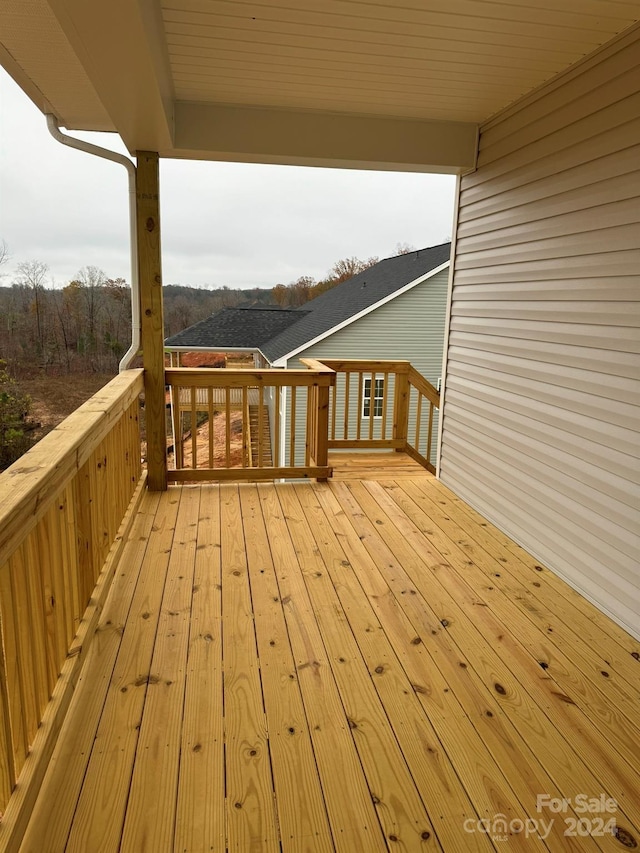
[283,268,449,464]
[440,27,640,638]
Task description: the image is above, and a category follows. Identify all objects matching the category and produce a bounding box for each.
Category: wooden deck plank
[120,486,201,852]
[257,484,388,853]
[374,480,640,797]
[298,482,494,852]
[328,451,432,480]
[64,489,181,853]
[239,485,334,853]
[415,478,640,691]
[345,479,640,840]
[395,480,640,744]
[219,485,280,853]
[326,481,600,852]
[18,492,161,853]
[277,483,442,853]
[173,485,226,853]
[11,472,640,853]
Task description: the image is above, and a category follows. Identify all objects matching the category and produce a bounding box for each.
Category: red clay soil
[168,411,245,469]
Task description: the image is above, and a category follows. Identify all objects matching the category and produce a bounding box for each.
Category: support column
[136,151,167,490]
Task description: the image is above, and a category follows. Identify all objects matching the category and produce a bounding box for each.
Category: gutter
[45,115,140,372]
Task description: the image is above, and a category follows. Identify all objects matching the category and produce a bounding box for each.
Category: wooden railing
[0,370,144,838]
[312,359,440,474]
[165,360,439,481]
[165,366,335,481]
[406,365,441,474]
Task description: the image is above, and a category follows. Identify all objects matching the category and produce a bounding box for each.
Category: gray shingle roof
[262,243,450,362]
[165,306,306,348]
[165,242,450,359]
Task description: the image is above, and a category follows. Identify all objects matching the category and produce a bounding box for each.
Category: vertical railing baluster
[190,386,197,468]
[242,386,250,468]
[172,384,183,470]
[343,373,350,439]
[274,387,281,467]
[289,386,297,466]
[225,387,231,467]
[208,387,214,468]
[258,385,264,467]
[368,372,375,440]
[381,372,389,440]
[415,391,423,456]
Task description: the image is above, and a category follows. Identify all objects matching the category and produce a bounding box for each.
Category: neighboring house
[166,244,450,463]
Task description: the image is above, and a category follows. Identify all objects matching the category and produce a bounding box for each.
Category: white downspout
[45,115,140,372]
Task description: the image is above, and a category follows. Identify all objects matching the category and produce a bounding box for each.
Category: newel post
[393,367,409,452]
[315,383,330,481]
[136,151,167,490]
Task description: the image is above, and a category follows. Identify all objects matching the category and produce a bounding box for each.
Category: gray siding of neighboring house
[282,268,449,465]
[440,27,640,639]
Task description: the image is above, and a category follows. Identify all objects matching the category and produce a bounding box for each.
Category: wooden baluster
[290,386,297,467]
[190,387,197,469]
[208,387,214,468]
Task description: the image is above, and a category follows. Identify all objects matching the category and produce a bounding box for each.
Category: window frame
[362,376,384,419]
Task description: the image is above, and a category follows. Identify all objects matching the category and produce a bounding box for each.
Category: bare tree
[0,239,9,272]
[395,242,416,255]
[13,260,49,363]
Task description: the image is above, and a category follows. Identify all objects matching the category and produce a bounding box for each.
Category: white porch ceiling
[1,0,638,172]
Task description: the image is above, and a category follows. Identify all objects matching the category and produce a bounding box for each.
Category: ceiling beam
[173,102,478,174]
[47,0,174,151]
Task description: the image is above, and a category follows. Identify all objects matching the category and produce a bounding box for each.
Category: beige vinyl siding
[440,27,640,639]
[283,268,448,465]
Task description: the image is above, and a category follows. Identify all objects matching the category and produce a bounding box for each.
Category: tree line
[0,241,416,468]
[0,264,272,377]
[0,242,416,376]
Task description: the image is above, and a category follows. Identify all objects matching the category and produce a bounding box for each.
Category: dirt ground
[20,370,246,470]
[169,411,245,469]
[20,372,117,441]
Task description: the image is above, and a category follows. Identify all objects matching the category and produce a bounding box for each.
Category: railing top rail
[166,367,335,387]
[407,365,440,408]
[298,358,336,374]
[313,359,411,373]
[0,369,144,569]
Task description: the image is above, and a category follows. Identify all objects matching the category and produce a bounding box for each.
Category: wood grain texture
[137,151,167,491]
[10,474,640,852]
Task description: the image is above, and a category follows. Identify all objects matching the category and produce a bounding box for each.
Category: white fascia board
[271,261,450,367]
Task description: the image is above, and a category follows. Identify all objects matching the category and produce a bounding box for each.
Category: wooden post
[393,368,409,452]
[315,384,330,481]
[136,151,167,490]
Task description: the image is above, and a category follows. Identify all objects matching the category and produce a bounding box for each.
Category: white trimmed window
[363,377,384,418]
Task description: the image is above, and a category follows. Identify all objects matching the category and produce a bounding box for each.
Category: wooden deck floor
[18,476,640,852]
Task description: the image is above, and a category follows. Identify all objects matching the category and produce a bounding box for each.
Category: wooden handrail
[166,361,439,480]
[407,365,440,408]
[0,370,144,824]
[166,367,335,481]
[309,359,440,474]
[0,370,144,569]
[166,367,334,388]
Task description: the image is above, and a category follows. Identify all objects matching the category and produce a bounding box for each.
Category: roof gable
[164,243,451,358]
[264,243,450,362]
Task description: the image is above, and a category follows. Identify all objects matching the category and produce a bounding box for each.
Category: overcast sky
[0,67,456,290]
